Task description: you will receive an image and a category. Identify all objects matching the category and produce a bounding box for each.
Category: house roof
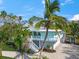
[29,27,62,32]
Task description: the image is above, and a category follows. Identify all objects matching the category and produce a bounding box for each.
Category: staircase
[29,39,39,53]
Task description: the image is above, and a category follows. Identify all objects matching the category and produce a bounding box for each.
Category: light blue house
[29,27,65,52]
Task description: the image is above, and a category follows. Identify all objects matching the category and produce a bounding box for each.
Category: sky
[0,0,79,21]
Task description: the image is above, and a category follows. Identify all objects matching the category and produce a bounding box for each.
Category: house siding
[31,31,64,48]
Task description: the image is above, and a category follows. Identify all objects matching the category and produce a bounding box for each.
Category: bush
[46,44,50,49]
[6,41,16,49]
[43,56,48,59]
[26,48,31,53]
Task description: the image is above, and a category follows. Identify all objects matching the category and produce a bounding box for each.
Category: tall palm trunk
[39,28,48,59]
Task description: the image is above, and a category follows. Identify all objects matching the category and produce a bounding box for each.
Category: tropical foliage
[0,11,31,59]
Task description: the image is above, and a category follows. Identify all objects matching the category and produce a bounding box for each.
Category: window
[33,32,41,36]
[38,32,41,36]
[34,32,37,36]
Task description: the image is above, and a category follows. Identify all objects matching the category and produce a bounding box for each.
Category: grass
[32,56,48,59]
[0,56,15,59]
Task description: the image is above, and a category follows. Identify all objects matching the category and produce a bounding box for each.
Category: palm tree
[0,11,7,21]
[29,0,68,58]
[13,24,31,59]
[0,11,7,17]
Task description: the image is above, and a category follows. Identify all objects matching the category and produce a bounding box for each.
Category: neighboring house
[65,35,75,44]
[65,35,79,45]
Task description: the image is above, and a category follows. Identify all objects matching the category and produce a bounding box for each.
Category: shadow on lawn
[62,44,79,59]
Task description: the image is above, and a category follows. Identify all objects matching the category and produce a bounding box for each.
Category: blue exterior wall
[31,31,64,48]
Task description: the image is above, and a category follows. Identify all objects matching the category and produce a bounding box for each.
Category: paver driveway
[42,43,79,59]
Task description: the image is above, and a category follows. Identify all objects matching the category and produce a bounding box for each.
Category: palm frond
[35,20,47,29]
[29,16,43,26]
[44,0,51,18]
[45,0,50,9]
[44,0,60,18]
[49,15,68,32]
[49,0,60,13]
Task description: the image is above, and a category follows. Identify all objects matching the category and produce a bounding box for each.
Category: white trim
[30,29,62,32]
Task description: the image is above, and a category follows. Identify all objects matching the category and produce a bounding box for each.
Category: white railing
[53,34,64,50]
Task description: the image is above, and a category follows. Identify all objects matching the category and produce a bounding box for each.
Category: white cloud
[70,14,79,21]
[60,0,73,6]
[0,0,3,5]
[23,5,34,12]
[42,0,45,5]
[42,0,45,8]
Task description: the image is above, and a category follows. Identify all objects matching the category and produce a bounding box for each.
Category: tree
[0,11,7,18]
[29,0,68,58]
[0,11,31,59]
[0,23,31,59]
[0,11,7,58]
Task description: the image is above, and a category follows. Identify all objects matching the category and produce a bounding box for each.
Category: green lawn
[0,56,15,59]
